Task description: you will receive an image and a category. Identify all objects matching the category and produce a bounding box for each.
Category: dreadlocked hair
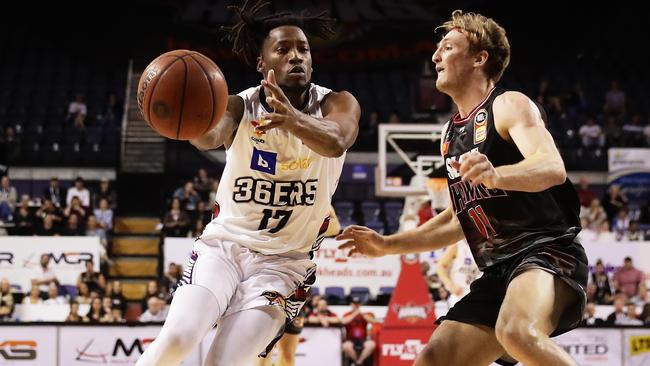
[222,0,336,67]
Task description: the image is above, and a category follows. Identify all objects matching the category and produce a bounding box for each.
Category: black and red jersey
[442,87,580,270]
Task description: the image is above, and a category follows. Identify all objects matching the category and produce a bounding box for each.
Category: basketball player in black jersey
[338,10,587,366]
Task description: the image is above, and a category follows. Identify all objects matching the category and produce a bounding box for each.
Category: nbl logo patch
[250,147,277,175]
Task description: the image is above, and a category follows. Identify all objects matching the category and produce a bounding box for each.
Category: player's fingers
[450,159,461,171]
[265,97,288,112]
[336,231,354,240]
[348,248,361,257]
[337,241,356,250]
[461,164,483,183]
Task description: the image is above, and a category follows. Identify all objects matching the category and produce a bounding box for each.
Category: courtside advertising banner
[378,328,431,366]
[0,236,102,291]
[312,238,400,296]
[623,328,650,366]
[163,237,195,271]
[0,326,56,366]
[59,326,200,365]
[608,148,650,204]
[554,328,622,366]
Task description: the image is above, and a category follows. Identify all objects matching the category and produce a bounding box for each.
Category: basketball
[137,50,229,140]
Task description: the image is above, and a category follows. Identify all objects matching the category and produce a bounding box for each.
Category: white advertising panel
[0,326,57,366]
[313,238,400,296]
[0,236,102,292]
[59,326,200,365]
[163,237,195,271]
[623,328,650,366]
[555,328,622,366]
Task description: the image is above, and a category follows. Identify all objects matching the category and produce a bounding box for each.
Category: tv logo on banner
[0,340,37,360]
[75,338,153,363]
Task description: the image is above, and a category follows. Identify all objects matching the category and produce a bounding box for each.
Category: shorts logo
[251,147,277,175]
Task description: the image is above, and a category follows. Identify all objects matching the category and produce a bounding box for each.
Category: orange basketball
[137,50,228,140]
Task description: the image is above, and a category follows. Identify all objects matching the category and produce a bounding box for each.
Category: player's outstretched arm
[258,70,360,157]
[491,91,567,191]
[189,95,244,151]
[337,206,464,257]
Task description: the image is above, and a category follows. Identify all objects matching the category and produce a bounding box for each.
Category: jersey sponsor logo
[251,119,270,137]
[250,136,265,144]
[250,147,277,175]
[233,177,317,207]
[474,109,488,144]
[280,158,312,171]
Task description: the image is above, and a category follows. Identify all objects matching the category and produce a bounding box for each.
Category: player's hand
[258,69,301,133]
[450,151,501,189]
[337,225,389,258]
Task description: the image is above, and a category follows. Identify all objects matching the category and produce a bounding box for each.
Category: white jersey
[200,83,345,255]
[450,240,480,292]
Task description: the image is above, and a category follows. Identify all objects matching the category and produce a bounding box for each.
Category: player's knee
[495,317,540,352]
[413,343,444,366]
[163,330,198,355]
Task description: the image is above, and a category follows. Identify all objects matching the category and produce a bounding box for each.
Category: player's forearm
[190,128,222,151]
[383,207,464,255]
[290,113,350,157]
[494,151,566,192]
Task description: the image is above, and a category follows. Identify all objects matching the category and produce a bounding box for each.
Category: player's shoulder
[493,90,541,127]
[493,90,533,111]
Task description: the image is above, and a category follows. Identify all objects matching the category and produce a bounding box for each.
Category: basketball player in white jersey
[436,240,480,306]
[136,2,359,365]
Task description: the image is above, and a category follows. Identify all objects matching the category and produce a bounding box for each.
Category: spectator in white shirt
[31,254,58,295]
[579,118,604,147]
[68,93,87,129]
[139,296,167,322]
[66,177,90,208]
[22,287,43,305]
[43,283,68,305]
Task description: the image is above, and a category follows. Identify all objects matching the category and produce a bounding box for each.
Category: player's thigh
[496,269,578,337]
[414,320,504,366]
[204,306,286,366]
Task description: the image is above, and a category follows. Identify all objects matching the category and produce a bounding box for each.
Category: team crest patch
[474,109,488,126]
[262,291,287,308]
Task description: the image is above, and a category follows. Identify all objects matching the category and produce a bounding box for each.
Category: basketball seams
[175,57,189,140]
[145,56,182,127]
[187,53,217,136]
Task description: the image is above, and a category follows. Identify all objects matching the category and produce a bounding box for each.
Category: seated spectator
[603,79,626,117]
[612,207,631,236]
[86,214,107,245]
[621,302,643,326]
[602,185,628,222]
[109,281,127,314]
[110,305,126,323]
[576,177,596,207]
[622,113,645,146]
[86,297,105,323]
[190,218,206,238]
[161,263,181,296]
[163,198,191,237]
[0,278,14,321]
[436,287,451,305]
[606,295,627,325]
[36,214,60,236]
[22,287,43,305]
[0,175,17,221]
[591,260,613,305]
[580,302,604,326]
[626,220,644,241]
[578,118,604,148]
[35,198,63,227]
[67,93,87,129]
[303,294,321,317]
[93,198,113,231]
[613,257,645,298]
[139,296,167,322]
[12,200,35,235]
[342,297,376,366]
[307,298,340,327]
[98,93,122,123]
[141,280,161,312]
[62,213,85,236]
[585,199,607,230]
[43,283,67,305]
[65,301,89,322]
[64,196,87,221]
[66,177,90,208]
[43,177,66,208]
[76,282,92,305]
[641,304,650,326]
[77,259,106,296]
[31,254,58,296]
[92,178,117,210]
[193,168,213,201]
[173,181,201,211]
[603,116,623,147]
